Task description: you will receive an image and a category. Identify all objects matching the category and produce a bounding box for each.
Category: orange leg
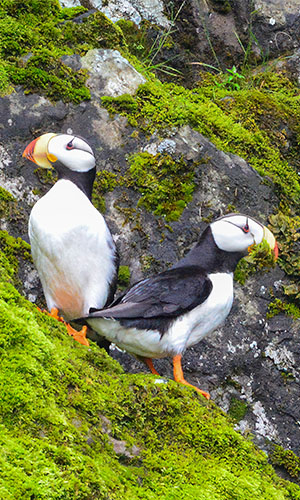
[173,354,210,400]
[37,306,89,347]
[144,357,160,376]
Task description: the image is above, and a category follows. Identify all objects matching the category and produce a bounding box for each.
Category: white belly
[88,273,234,358]
[29,179,116,320]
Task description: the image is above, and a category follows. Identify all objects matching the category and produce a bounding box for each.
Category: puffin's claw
[37,307,64,322]
[173,354,210,400]
[37,306,89,346]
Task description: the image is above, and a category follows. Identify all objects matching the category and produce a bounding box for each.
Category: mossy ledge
[1,236,300,499]
[0,0,125,101]
[102,73,300,207]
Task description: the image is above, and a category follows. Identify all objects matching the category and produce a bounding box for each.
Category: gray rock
[60,54,82,71]
[58,0,81,6]
[254,0,300,27]
[59,0,170,27]
[101,0,142,25]
[81,49,146,98]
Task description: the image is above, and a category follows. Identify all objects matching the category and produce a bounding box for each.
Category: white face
[210,214,264,253]
[48,134,95,172]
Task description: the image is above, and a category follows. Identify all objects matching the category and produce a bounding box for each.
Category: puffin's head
[210,213,278,259]
[22,133,95,172]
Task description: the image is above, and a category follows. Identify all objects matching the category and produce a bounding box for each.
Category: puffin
[76,213,278,398]
[23,132,119,346]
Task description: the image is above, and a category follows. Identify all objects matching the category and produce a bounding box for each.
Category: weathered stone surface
[102,0,170,27]
[276,47,300,85]
[59,0,81,6]
[56,0,300,77]
[81,49,146,98]
[254,0,300,27]
[58,0,169,27]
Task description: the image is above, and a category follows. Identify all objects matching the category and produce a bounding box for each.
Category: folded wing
[83,266,213,321]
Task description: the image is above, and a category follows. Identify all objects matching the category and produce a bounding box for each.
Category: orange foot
[65,323,89,347]
[37,307,64,322]
[173,354,210,400]
[37,306,89,347]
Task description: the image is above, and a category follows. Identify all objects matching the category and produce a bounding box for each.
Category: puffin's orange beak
[22,133,57,168]
[23,137,39,164]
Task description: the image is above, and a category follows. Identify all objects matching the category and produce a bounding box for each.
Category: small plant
[141,1,186,77]
[118,266,131,290]
[234,239,276,285]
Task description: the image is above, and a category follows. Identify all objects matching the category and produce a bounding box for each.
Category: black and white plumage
[23,132,119,344]
[77,214,278,398]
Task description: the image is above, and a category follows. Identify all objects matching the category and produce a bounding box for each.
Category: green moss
[268,212,300,313]
[0,230,32,289]
[140,253,161,274]
[0,5,125,102]
[0,187,19,222]
[267,299,300,319]
[269,212,300,278]
[58,5,87,20]
[92,170,117,213]
[116,19,149,61]
[117,265,131,289]
[62,11,125,50]
[0,230,31,269]
[34,166,57,185]
[123,152,196,221]
[9,49,91,103]
[0,232,300,499]
[0,186,14,202]
[234,240,276,285]
[270,445,300,479]
[228,397,248,423]
[102,75,300,206]
[211,0,232,13]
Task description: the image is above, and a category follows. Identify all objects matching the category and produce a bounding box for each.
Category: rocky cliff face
[0,0,300,495]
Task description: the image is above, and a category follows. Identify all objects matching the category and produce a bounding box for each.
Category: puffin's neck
[173,226,244,274]
[54,163,96,201]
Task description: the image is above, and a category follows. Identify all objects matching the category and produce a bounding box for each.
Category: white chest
[29,180,116,319]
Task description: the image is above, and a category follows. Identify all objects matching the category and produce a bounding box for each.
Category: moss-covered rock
[123,151,196,221]
[0,236,300,499]
[0,1,125,101]
[102,73,300,207]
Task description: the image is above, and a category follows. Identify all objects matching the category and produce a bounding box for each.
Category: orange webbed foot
[173,354,210,400]
[37,306,64,322]
[37,306,89,347]
[65,323,89,347]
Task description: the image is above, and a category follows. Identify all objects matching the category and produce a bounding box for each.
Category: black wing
[84,266,212,321]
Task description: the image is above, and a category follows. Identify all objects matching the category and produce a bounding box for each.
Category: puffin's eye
[66,139,74,150]
[242,223,250,233]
